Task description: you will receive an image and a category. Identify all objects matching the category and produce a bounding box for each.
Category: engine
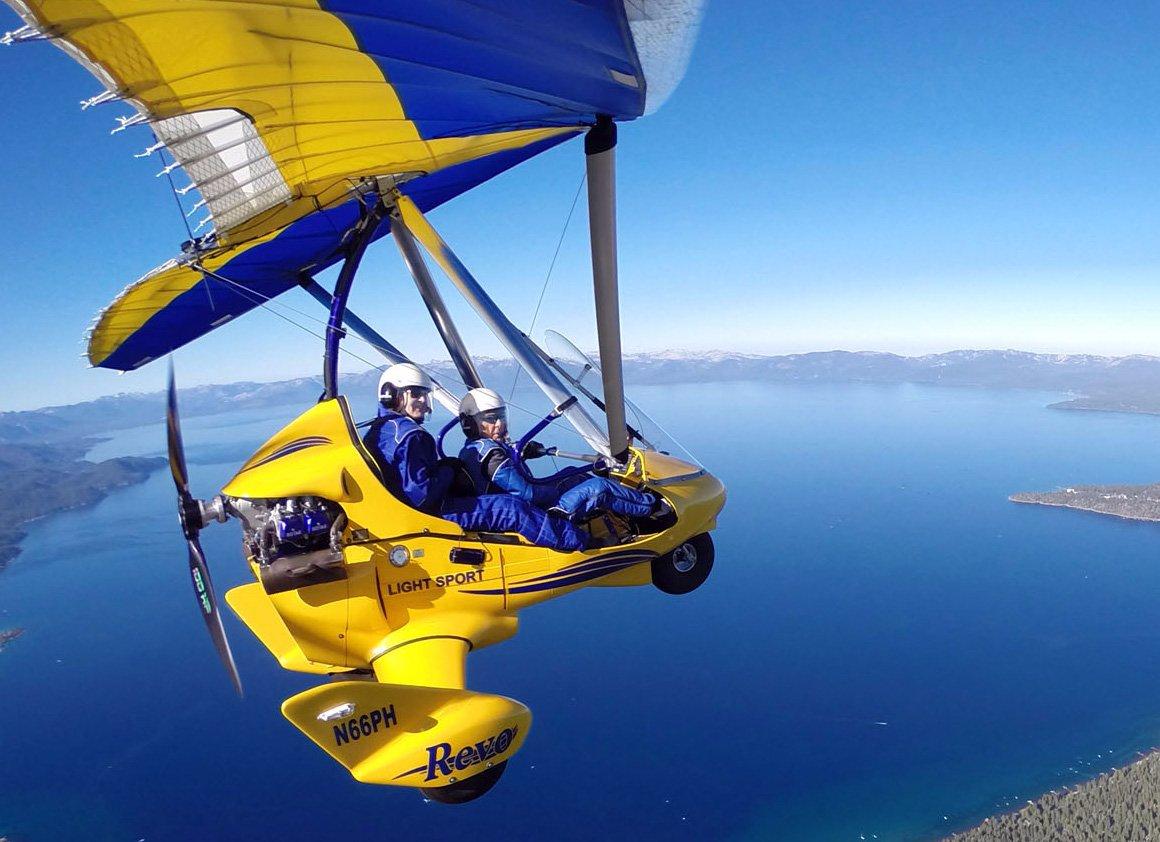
[231,497,348,594]
[270,497,334,557]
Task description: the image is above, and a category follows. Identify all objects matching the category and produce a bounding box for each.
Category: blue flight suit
[459,437,657,522]
[364,409,453,514]
[363,408,587,552]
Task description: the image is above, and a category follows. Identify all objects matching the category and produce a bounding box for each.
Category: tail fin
[281,681,530,789]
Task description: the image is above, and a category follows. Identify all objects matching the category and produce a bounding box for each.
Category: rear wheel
[421,760,507,804]
[652,533,714,595]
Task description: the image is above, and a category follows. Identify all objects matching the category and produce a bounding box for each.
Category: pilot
[364,363,589,552]
[457,388,671,523]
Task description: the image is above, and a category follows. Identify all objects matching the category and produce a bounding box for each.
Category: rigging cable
[508,170,586,402]
[156,134,195,244]
[155,134,218,310]
[153,160,582,437]
[194,264,383,372]
[190,264,586,441]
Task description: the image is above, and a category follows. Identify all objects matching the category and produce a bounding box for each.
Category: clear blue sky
[3,1,1160,410]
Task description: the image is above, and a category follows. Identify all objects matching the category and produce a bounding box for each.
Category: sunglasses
[402,386,431,400]
[477,409,507,424]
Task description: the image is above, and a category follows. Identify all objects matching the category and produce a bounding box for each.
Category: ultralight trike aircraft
[5,0,725,802]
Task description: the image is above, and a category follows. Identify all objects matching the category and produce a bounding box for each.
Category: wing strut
[297,275,461,414]
[390,192,612,457]
[584,115,630,460]
[389,208,483,390]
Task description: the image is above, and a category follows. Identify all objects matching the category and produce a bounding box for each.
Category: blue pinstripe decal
[242,436,331,472]
[463,551,655,595]
[393,762,428,780]
[518,552,654,584]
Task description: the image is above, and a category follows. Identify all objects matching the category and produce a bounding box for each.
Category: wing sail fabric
[3,0,702,370]
[89,134,573,370]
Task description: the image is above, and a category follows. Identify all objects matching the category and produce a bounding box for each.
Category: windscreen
[543,330,702,467]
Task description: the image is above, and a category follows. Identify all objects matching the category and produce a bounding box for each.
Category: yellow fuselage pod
[222,398,725,680]
[281,680,532,788]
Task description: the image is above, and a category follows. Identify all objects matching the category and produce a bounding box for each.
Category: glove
[592,457,612,477]
[520,440,548,460]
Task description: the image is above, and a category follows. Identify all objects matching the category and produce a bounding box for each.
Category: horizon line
[6,346,1159,417]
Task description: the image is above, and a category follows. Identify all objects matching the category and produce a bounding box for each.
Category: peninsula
[1009,484,1160,522]
[0,441,165,570]
[0,628,23,652]
[948,750,1160,840]
[993,486,1160,837]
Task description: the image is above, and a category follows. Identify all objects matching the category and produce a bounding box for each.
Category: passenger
[457,388,671,523]
[363,364,589,552]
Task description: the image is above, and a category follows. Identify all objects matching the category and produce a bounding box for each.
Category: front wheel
[652,533,714,595]
[421,760,507,804]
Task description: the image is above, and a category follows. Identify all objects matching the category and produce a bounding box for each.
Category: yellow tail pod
[281,681,530,788]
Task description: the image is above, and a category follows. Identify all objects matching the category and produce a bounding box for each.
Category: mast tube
[584,115,630,459]
[324,199,385,400]
[390,211,483,390]
[392,193,612,457]
[299,276,460,414]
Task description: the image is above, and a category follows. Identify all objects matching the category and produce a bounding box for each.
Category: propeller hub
[178,493,231,539]
[177,491,202,539]
[200,495,230,526]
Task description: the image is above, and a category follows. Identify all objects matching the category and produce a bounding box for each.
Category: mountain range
[1,346,1158,578]
[3,349,1160,444]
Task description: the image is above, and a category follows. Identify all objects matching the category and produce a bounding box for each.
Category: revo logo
[424,725,518,781]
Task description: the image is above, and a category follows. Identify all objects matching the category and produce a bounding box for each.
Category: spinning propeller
[167,362,243,697]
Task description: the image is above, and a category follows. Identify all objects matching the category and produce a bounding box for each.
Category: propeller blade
[186,536,244,698]
[167,361,241,695]
[166,360,190,494]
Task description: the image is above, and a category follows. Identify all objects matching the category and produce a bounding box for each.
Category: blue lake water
[4,381,1160,840]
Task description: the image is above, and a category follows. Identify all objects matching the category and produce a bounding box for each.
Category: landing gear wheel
[652,532,714,595]
[421,760,508,804]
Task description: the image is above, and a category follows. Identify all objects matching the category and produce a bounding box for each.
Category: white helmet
[459,387,505,416]
[459,388,506,437]
[379,363,432,409]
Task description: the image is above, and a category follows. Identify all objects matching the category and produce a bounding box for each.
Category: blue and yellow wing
[4,0,701,368]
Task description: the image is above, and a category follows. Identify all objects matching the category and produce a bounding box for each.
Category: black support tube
[299,275,460,414]
[323,199,386,400]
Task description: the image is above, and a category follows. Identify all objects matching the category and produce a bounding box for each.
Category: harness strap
[481,447,509,486]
